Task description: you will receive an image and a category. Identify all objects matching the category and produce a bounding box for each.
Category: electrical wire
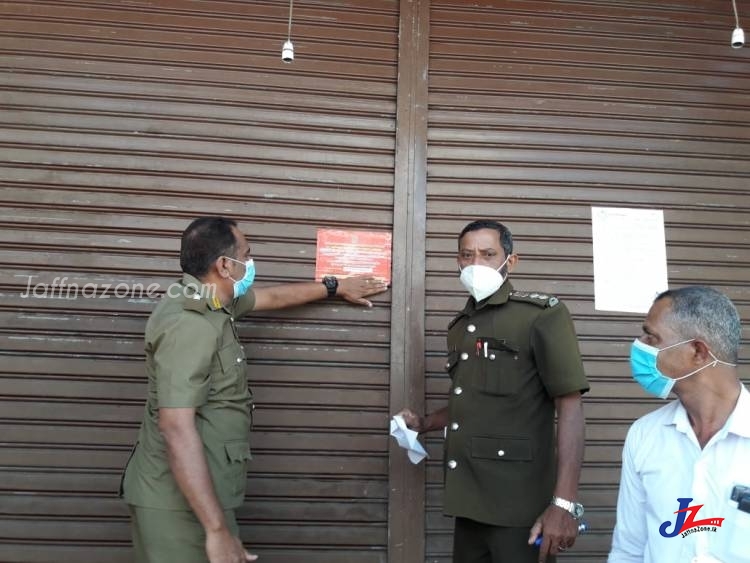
[287,0,294,42]
[732,0,740,28]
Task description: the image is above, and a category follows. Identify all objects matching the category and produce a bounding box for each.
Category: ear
[215,256,232,279]
[689,340,713,364]
[506,253,519,273]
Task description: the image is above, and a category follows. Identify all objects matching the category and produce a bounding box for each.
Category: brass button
[448,460,457,469]
[460,352,469,360]
[236,357,243,364]
[467,324,476,333]
[451,422,459,431]
[497,450,505,457]
[489,353,496,360]
[454,387,463,395]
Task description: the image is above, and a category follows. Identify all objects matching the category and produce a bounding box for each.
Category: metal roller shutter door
[0,1,398,562]
[424,1,750,561]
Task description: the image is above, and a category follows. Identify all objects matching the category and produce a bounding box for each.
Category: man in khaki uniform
[121,216,387,563]
[400,220,589,563]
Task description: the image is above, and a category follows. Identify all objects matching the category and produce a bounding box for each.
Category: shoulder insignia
[509,291,559,308]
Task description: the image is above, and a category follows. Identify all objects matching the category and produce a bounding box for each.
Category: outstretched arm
[253,275,388,311]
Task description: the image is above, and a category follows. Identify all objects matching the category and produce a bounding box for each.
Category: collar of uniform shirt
[462,281,513,314]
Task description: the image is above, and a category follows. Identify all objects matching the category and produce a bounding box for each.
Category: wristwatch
[551,496,585,519]
[322,275,338,298]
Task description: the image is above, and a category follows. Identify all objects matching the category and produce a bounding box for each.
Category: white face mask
[459,255,511,302]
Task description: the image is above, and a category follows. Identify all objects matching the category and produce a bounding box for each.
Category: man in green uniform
[399,220,589,563]
[121,216,387,563]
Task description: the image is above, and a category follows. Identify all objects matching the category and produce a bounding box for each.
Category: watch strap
[322,276,338,298]
[551,496,583,519]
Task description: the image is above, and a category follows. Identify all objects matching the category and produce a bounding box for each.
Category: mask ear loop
[707,351,737,368]
[497,254,513,276]
[670,345,737,383]
[223,256,249,283]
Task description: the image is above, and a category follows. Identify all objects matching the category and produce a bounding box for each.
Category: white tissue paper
[389,415,428,464]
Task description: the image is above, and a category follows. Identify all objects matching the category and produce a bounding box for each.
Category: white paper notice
[591,207,669,314]
[389,415,428,464]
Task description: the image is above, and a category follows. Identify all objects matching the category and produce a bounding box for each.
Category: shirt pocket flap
[218,344,244,373]
[485,338,519,354]
[471,435,532,461]
[224,440,252,462]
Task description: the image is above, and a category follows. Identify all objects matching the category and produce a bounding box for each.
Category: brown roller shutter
[0,1,398,562]
[425,1,749,561]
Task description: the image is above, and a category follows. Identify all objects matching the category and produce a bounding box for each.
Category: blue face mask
[630,338,732,399]
[225,257,255,298]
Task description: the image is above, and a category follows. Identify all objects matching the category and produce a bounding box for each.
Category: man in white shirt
[608,286,750,563]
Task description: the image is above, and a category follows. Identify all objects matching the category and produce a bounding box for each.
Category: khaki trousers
[128,505,240,563]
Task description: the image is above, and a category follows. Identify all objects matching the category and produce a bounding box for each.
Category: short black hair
[458,220,513,257]
[180,217,238,278]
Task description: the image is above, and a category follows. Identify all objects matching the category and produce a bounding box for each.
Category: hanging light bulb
[282,0,295,62]
[731,0,744,48]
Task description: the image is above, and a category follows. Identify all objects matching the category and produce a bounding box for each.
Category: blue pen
[533,520,588,547]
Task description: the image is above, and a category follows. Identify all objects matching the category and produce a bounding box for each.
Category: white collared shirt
[608,385,750,563]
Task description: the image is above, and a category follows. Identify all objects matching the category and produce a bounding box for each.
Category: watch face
[323,276,338,296]
[572,503,585,518]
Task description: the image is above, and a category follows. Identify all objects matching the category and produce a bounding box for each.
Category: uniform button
[467,324,476,333]
[448,460,457,469]
[489,353,496,360]
[454,386,463,395]
[230,317,234,322]
[451,422,459,431]
[497,450,505,457]
[460,352,469,360]
[236,357,243,363]
[445,362,451,369]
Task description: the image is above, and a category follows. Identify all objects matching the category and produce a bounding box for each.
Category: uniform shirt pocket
[479,338,523,396]
[471,435,532,462]
[214,342,246,394]
[223,440,252,497]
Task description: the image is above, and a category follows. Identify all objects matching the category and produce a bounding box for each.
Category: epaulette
[509,290,559,308]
